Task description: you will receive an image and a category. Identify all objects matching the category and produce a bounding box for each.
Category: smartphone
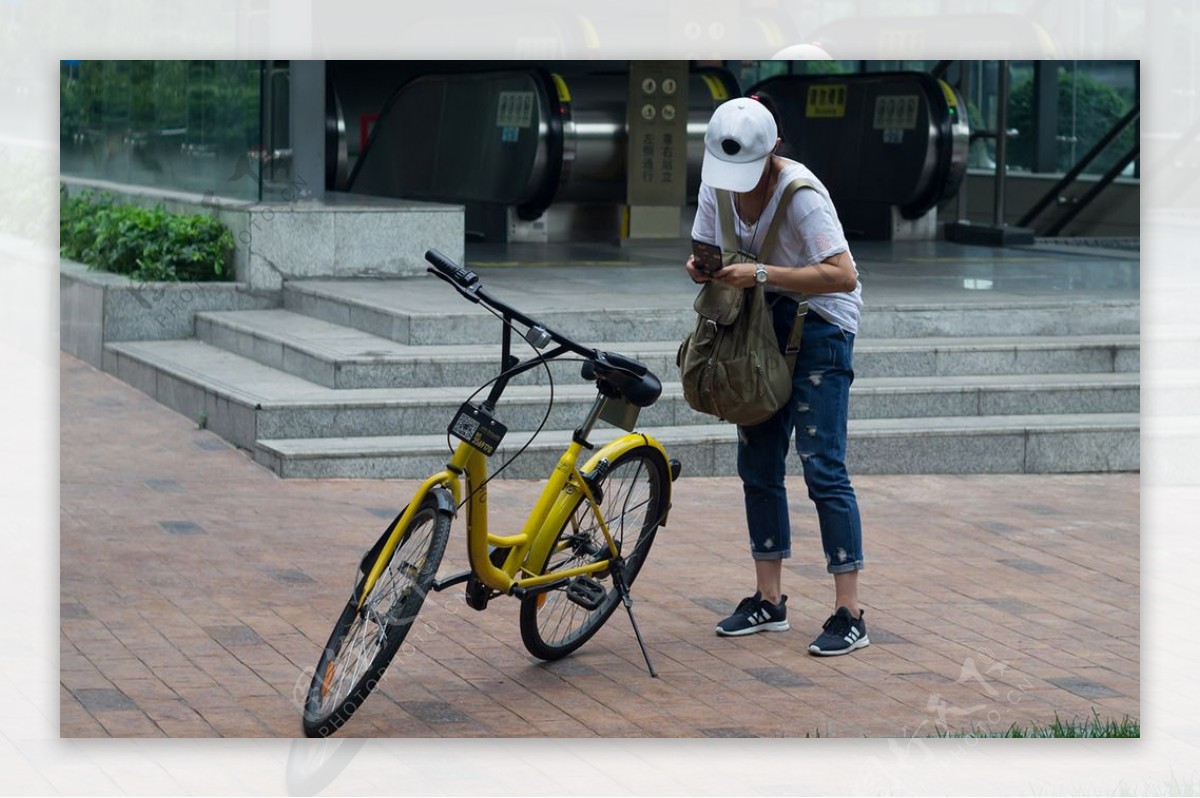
[691,239,724,276]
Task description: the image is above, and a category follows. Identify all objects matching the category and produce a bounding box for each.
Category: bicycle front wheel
[303,495,450,737]
[519,445,669,661]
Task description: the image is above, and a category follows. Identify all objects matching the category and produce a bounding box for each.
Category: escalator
[337,65,969,241]
[345,67,737,225]
[748,72,969,238]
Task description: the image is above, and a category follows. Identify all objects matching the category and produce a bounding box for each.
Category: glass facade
[58,58,1139,205]
[725,59,1139,179]
[60,60,264,201]
[971,60,1139,177]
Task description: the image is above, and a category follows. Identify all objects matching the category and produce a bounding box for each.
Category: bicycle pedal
[565,576,607,611]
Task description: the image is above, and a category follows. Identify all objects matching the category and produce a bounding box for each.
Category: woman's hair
[747,93,785,145]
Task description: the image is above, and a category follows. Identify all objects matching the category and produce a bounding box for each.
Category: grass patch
[938,710,1139,738]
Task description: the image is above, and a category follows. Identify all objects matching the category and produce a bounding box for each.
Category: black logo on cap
[721,139,741,155]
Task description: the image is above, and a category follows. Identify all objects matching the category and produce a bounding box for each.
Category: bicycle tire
[519,445,668,661]
[302,495,451,737]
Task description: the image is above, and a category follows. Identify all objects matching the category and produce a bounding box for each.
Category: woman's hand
[713,261,758,289]
[685,255,713,284]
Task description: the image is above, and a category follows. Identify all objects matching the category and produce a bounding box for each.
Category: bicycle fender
[588,433,673,527]
[582,432,671,476]
[356,487,453,576]
[358,473,458,608]
[360,503,408,574]
[527,434,673,574]
[429,486,456,517]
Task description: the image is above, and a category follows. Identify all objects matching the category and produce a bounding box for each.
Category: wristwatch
[754,263,768,284]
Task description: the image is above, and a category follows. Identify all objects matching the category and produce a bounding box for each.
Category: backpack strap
[714,176,817,361]
[714,176,814,263]
[782,297,809,358]
[715,189,738,265]
[759,177,813,261]
[761,177,815,364]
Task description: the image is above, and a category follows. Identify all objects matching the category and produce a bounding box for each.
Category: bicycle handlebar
[425,248,598,360]
[425,248,481,295]
[424,249,662,408]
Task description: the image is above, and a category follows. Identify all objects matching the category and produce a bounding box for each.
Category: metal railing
[1016,105,1140,235]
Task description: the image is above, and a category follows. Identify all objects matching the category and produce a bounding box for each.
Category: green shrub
[59,188,234,282]
[1008,68,1136,174]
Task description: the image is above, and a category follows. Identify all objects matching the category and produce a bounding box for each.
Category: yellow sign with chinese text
[805,84,847,118]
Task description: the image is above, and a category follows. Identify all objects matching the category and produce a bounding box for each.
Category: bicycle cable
[447,301,591,512]
[443,301,668,599]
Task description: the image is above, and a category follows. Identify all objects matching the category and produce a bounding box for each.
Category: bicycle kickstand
[610,558,658,678]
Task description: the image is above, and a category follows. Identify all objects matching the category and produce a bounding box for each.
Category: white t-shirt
[692,158,864,334]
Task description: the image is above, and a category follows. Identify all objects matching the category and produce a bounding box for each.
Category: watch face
[755,266,768,283]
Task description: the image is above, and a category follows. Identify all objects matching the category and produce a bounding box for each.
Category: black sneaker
[715,592,790,636]
[808,606,870,655]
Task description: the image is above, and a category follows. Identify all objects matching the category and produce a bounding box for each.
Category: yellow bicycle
[302,250,680,737]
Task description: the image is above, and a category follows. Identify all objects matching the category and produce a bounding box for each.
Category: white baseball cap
[701,98,778,193]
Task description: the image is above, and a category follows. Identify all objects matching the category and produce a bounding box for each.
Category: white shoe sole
[715,620,790,637]
[808,636,870,655]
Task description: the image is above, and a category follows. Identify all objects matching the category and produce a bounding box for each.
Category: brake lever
[426,267,482,304]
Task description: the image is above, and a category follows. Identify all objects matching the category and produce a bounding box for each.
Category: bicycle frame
[357,249,674,611]
[357,393,671,608]
[304,249,678,737]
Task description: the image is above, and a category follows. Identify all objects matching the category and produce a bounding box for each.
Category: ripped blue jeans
[736,295,863,573]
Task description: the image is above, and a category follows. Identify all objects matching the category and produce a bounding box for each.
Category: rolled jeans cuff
[827,560,864,574]
[751,549,791,562]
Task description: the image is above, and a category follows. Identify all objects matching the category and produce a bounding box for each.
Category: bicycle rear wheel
[303,495,450,737]
[519,445,668,661]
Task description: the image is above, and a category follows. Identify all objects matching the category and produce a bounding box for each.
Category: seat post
[574,393,607,446]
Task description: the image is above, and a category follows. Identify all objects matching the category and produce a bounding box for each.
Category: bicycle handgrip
[425,249,480,290]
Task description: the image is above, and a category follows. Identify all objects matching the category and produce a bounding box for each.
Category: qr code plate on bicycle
[449,403,507,456]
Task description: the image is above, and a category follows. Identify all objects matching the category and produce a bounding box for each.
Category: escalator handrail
[515,68,566,221]
[346,66,563,214]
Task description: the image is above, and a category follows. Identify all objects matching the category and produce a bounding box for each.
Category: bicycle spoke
[321,616,377,714]
[304,500,452,736]
[523,450,667,657]
[544,597,576,643]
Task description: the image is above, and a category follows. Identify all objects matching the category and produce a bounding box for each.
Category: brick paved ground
[60,351,1139,738]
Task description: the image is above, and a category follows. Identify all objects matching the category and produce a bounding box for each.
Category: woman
[687,96,869,656]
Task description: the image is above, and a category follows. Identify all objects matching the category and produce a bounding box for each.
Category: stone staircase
[103,271,1140,479]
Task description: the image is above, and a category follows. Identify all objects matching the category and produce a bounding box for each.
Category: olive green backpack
[677,178,812,427]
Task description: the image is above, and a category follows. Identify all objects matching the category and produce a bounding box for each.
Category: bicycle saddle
[581,352,662,408]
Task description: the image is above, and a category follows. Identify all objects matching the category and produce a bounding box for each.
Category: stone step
[196,308,1139,389]
[283,278,1140,345]
[257,413,1141,479]
[104,339,1140,449]
[283,279,696,345]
